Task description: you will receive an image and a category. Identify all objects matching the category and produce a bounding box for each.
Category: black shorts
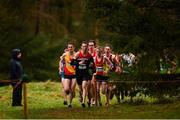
[64,75,76,80]
[95,75,109,82]
[76,73,91,85]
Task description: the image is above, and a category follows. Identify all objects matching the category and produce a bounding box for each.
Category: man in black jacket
[10,48,23,106]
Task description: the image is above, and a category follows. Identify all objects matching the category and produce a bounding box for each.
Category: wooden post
[23,82,28,119]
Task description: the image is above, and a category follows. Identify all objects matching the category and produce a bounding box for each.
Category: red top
[95,56,104,75]
[76,50,93,71]
[91,50,97,57]
[78,50,91,59]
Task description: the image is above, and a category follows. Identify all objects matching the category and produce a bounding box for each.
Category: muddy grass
[0,81,180,119]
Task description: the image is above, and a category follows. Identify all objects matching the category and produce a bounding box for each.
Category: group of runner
[58,40,122,108]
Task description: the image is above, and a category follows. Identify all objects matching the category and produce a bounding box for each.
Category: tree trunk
[35,0,48,36]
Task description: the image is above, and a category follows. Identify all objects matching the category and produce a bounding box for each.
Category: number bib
[79,64,87,70]
[96,67,103,72]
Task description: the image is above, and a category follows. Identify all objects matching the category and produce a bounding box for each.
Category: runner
[59,48,68,105]
[88,40,97,106]
[104,44,121,74]
[59,43,76,108]
[103,44,122,105]
[93,46,114,107]
[71,41,94,108]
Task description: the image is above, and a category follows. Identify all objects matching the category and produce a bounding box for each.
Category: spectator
[9,48,23,106]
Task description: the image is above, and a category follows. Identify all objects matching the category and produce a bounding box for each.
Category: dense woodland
[0,0,180,80]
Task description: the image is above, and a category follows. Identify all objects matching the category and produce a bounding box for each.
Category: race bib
[79,64,87,69]
[96,67,103,72]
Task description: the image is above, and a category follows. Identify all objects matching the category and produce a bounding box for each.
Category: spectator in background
[9,48,23,106]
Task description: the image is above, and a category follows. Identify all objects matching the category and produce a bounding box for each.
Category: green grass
[0,81,180,119]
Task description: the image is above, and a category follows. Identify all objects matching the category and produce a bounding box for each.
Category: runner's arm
[114,54,122,73]
[104,56,114,69]
[89,56,95,68]
[70,51,79,65]
[59,53,65,72]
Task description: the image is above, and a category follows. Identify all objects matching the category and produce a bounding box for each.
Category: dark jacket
[9,49,23,80]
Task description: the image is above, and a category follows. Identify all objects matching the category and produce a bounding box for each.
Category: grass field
[0,81,180,119]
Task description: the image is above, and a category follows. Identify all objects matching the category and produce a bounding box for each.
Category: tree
[85,0,180,73]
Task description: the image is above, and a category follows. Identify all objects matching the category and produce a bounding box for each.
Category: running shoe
[87,102,91,107]
[68,104,72,108]
[105,102,109,107]
[99,102,102,106]
[81,103,85,108]
[63,100,68,105]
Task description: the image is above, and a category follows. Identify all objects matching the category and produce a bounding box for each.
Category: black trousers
[11,82,22,106]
